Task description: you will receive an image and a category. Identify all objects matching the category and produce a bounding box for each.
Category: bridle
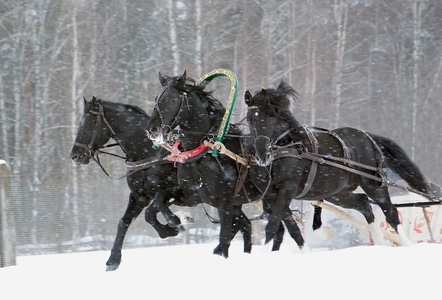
[75,101,117,151]
[74,101,125,176]
[247,105,275,156]
[153,84,190,134]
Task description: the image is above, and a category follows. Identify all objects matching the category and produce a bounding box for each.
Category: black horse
[145,72,306,257]
[244,81,432,245]
[70,97,252,270]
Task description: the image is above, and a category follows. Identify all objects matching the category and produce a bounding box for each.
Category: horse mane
[95,97,149,117]
[252,81,313,148]
[167,75,226,119]
[252,81,300,130]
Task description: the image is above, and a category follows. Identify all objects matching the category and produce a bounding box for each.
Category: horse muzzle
[71,152,91,165]
[70,143,93,165]
[254,153,274,167]
[146,126,168,145]
[253,135,274,167]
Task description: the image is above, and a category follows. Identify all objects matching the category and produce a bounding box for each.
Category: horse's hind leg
[362,184,411,246]
[324,190,387,244]
[312,204,323,230]
[106,192,146,271]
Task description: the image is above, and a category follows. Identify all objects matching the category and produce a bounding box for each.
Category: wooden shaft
[203,140,249,166]
[310,200,401,244]
[422,207,435,242]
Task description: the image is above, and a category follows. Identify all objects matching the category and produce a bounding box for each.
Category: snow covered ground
[1,241,441,300]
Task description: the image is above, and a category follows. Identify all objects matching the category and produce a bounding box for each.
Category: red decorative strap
[167,140,208,163]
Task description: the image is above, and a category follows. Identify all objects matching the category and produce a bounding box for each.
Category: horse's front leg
[261,200,285,251]
[154,188,183,227]
[215,203,234,258]
[265,189,292,244]
[213,206,252,255]
[282,207,305,250]
[144,197,180,239]
[106,192,147,271]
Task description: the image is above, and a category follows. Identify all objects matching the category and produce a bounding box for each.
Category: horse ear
[159,72,169,87]
[244,90,253,106]
[277,80,288,90]
[277,80,295,93]
[91,96,98,107]
[83,96,87,105]
[261,88,267,96]
[177,70,187,85]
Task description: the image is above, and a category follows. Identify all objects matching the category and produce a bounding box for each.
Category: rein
[79,102,171,179]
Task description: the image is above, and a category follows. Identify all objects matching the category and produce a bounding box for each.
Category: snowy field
[1,242,441,300]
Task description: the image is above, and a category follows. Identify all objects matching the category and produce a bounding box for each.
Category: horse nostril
[150,127,158,133]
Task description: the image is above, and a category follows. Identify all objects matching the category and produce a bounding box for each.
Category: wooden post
[0,160,16,267]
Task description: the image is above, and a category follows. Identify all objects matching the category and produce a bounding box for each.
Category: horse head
[70,96,115,165]
[146,71,219,147]
[245,90,275,166]
[245,81,300,167]
[146,71,190,145]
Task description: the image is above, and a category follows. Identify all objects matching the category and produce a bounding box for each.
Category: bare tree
[332,0,348,128]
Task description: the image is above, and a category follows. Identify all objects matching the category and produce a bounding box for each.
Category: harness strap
[273,147,384,183]
[125,156,171,173]
[293,126,319,199]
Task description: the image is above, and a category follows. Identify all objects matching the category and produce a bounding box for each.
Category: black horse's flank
[245,81,432,245]
[145,72,306,257]
[70,97,253,270]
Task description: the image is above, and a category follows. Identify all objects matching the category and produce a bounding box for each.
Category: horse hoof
[213,245,222,255]
[106,253,122,271]
[213,245,229,258]
[312,223,322,231]
[158,226,180,239]
[106,263,120,272]
[167,215,181,227]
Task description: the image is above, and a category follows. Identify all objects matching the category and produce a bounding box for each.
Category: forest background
[1,0,442,255]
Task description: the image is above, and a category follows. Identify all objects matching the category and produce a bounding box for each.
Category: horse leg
[264,188,293,244]
[260,200,285,251]
[271,222,285,251]
[106,192,146,271]
[238,208,252,253]
[362,185,411,246]
[312,204,323,230]
[215,203,234,258]
[325,189,388,245]
[144,192,180,239]
[154,188,183,227]
[282,207,305,250]
[213,206,252,255]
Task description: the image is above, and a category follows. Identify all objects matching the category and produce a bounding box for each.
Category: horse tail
[370,134,431,195]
